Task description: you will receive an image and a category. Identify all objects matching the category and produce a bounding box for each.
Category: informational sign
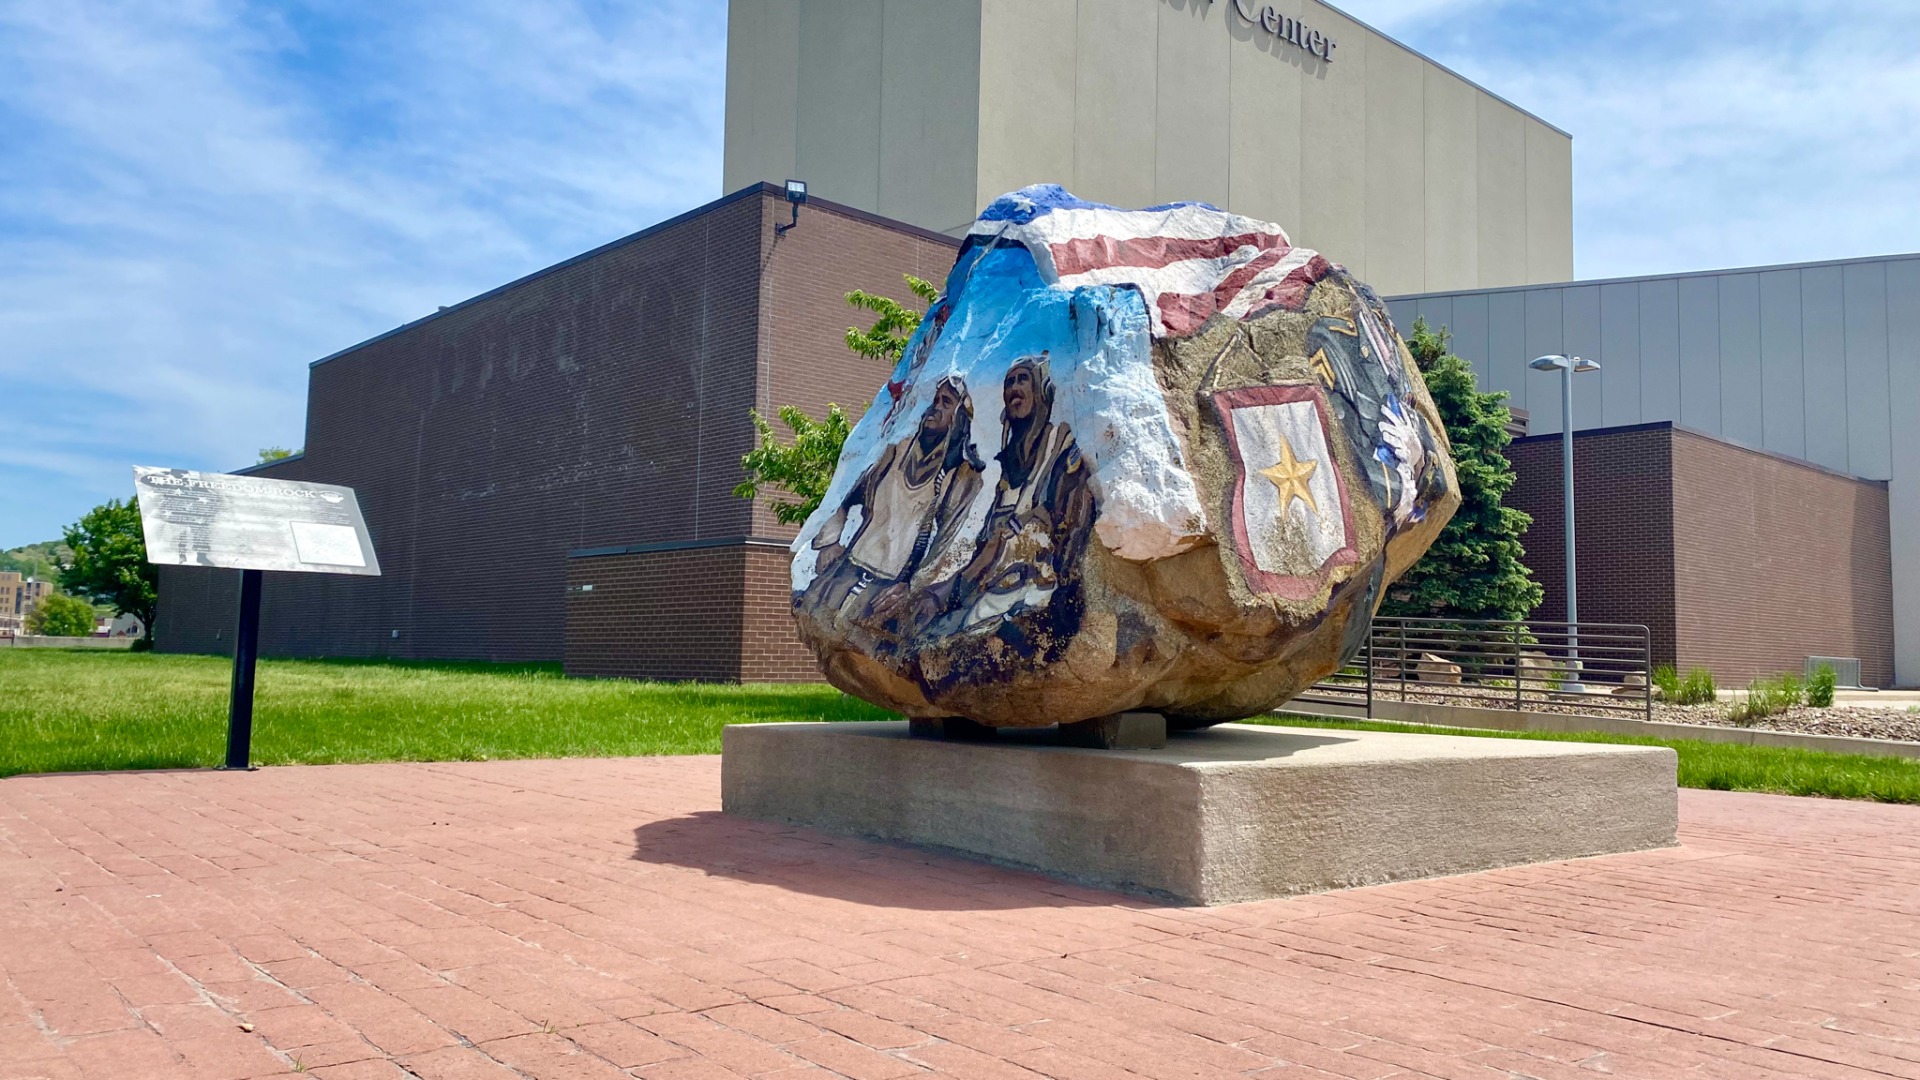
[132,466,381,576]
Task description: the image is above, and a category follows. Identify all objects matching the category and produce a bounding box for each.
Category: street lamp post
[1529,354,1601,690]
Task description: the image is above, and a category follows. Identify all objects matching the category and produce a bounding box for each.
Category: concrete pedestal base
[722,721,1678,905]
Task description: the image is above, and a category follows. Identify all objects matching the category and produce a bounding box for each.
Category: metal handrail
[1294,616,1654,721]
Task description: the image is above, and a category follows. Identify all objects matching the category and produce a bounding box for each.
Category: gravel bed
[1297,683,1920,743]
[1648,703,1920,743]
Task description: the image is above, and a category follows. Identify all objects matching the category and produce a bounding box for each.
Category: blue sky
[3,0,1918,547]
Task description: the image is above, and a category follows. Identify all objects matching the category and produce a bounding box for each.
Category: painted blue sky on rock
[3,0,1919,546]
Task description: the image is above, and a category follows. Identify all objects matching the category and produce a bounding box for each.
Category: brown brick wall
[159,190,768,662]
[1506,425,1679,667]
[561,541,814,681]
[151,180,960,676]
[740,547,819,682]
[153,184,953,681]
[750,194,958,539]
[563,546,749,681]
[1506,422,1894,687]
[1669,429,1893,687]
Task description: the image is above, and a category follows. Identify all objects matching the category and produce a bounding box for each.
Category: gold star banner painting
[1211,385,1358,600]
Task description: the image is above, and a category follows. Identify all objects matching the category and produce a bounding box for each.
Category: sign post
[226,568,265,769]
[133,467,381,770]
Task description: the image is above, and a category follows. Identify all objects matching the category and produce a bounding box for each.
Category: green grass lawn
[4,650,1919,804]
[0,649,889,777]
[1250,715,1920,805]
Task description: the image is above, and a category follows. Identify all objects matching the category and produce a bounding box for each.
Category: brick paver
[1,757,1916,1079]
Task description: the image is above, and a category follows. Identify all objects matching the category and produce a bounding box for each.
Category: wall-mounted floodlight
[776,179,808,236]
[1529,354,1600,690]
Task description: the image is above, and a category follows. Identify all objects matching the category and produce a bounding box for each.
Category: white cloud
[1342,0,1920,280]
[0,0,725,546]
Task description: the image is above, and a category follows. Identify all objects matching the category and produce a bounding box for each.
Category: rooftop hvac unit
[1805,656,1864,690]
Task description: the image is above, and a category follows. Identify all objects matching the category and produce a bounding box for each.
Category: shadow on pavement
[631,810,1168,912]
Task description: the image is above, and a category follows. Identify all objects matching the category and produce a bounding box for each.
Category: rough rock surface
[791,186,1460,727]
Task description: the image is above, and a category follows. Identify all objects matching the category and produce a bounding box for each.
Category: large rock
[791,186,1460,727]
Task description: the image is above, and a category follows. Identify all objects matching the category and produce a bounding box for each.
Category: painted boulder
[791,186,1460,727]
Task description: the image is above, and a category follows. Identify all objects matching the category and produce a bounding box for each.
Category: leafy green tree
[258,446,298,463]
[842,275,938,361]
[736,405,855,526]
[1379,318,1543,622]
[59,499,158,646]
[25,592,97,637]
[737,274,939,524]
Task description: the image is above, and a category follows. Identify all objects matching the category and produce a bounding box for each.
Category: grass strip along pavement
[1248,715,1920,805]
[0,649,888,776]
[4,650,1918,803]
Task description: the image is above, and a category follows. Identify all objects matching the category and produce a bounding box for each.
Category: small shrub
[1808,664,1837,708]
[1766,672,1797,707]
[1725,672,1804,726]
[1663,666,1717,706]
[1652,664,1681,701]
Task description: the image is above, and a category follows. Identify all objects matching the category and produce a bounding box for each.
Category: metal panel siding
[1486,290,1528,408]
[1410,297,1451,350]
[1598,282,1641,427]
[1386,299,1419,338]
[1449,292,1492,387]
[1562,285,1603,430]
[1758,269,1806,460]
[1800,265,1850,473]
[1676,276,1721,432]
[1717,273,1763,447]
[1638,279,1681,423]
[1887,259,1920,685]
[1391,258,1916,684]
[1842,261,1891,478]
[1522,289,1565,432]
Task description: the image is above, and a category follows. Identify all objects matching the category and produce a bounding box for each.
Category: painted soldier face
[920,382,963,439]
[1003,365,1036,420]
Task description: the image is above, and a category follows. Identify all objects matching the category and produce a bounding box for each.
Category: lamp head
[1530,354,1599,373]
[784,179,808,205]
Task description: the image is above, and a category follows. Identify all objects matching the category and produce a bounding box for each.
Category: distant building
[0,573,51,636]
[145,1,1919,688]
[154,184,956,680]
[1387,253,1919,687]
[724,0,1573,296]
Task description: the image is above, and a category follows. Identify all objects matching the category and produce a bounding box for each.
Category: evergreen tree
[1379,318,1543,622]
[737,274,938,524]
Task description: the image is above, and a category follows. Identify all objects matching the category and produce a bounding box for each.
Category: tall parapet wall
[723,0,1574,296]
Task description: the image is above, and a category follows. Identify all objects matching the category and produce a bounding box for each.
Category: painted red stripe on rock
[1050,231,1290,277]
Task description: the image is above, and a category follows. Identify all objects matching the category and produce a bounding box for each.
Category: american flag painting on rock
[790,184,1460,729]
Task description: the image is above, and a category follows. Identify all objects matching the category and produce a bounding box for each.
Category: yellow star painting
[1259,436,1318,516]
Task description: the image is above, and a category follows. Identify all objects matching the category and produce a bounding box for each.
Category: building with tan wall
[0,572,51,637]
[723,0,1573,297]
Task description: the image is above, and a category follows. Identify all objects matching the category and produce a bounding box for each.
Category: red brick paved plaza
[2,757,1916,1080]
